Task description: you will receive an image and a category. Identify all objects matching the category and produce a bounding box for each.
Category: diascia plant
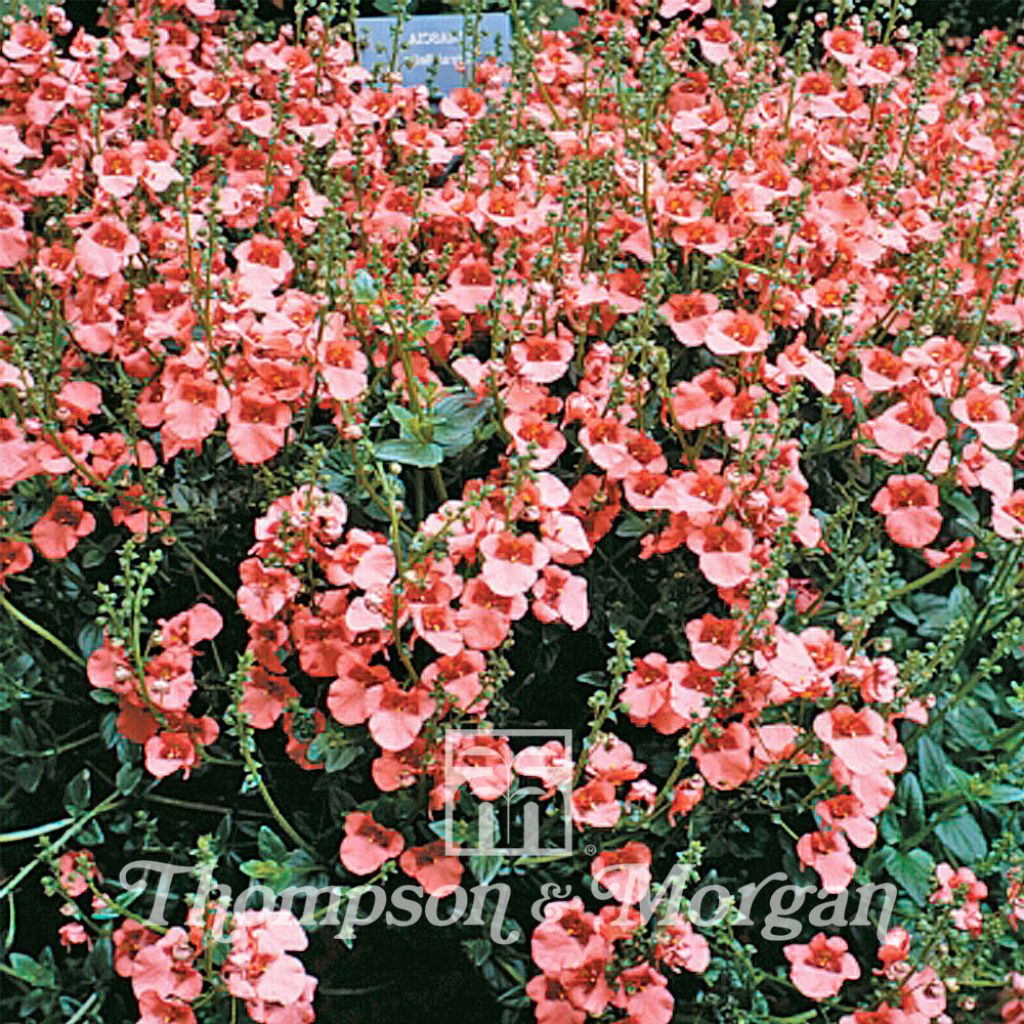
[0,0,1022,1022]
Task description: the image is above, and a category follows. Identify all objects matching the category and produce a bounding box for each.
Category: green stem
[0,594,86,668]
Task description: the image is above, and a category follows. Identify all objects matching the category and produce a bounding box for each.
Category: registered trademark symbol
[584,844,597,856]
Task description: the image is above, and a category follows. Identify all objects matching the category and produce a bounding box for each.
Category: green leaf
[916,736,955,794]
[63,769,92,815]
[897,772,925,833]
[469,854,505,886]
[350,269,378,304]
[376,438,444,468]
[883,846,935,905]
[982,784,1024,805]
[257,826,289,863]
[8,952,56,987]
[946,706,996,752]
[935,811,987,864]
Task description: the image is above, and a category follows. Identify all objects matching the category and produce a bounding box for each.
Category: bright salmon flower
[785,933,861,1000]
[339,811,404,875]
[31,496,96,559]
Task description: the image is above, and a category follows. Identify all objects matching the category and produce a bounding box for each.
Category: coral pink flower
[0,539,32,584]
[797,829,857,892]
[531,566,589,629]
[784,933,861,1000]
[479,531,550,596]
[571,779,621,829]
[234,235,294,294]
[339,811,404,875]
[591,842,652,904]
[696,19,737,64]
[993,490,1024,540]
[686,614,740,669]
[75,217,139,278]
[366,682,435,752]
[814,706,891,776]
[657,915,711,975]
[871,475,941,548]
[951,383,1018,450]
[693,721,753,790]
[705,310,769,355]
[399,841,464,896]
[686,522,753,588]
[532,899,608,973]
[31,496,96,559]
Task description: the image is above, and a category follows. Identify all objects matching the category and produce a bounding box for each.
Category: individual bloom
[612,964,674,1024]
[951,383,1017,450]
[144,648,196,712]
[532,899,607,974]
[877,927,911,976]
[227,390,292,464]
[816,794,877,849]
[586,736,645,785]
[448,734,514,800]
[864,390,945,457]
[531,566,589,630]
[137,988,197,1023]
[525,975,585,1024]
[591,843,652,904]
[236,559,300,624]
[421,649,486,714]
[31,496,96,560]
[162,374,230,447]
[797,830,857,893]
[705,310,770,355]
[159,604,223,649]
[814,706,890,776]
[571,779,621,829]
[656,914,710,974]
[59,922,92,949]
[693,721,752,790]
[440,259,495,313]
[513,741,573,794]
[823,27,865,66]
[339,811,404,875]
[75,218,140,278]
[871,475,942,548]
[144,732,199,779]
[621,653,676,727]
[59,850,99,898]
[227,97,275,138]
[234,235,295,294]
[366,682,435,752]
[686,522,753,588]
[510,333,573,384]
[992,490,1024,541]
[93,147,140,198]
[399,841,464,896]
[696,19,737,64]
[0,202,29,268]
[606,268,647,314]
[784,933,861,1001]
[241,667,299,729]
[659,292,719,346]
[559,955,613,1015]
[455,578,524,650]
[131,928,202,1002]
[900,967,946,1019]
[440,87,487,121]
[668,776,705,823]
[0,539,32,585]
[479,531,550,597]
[686,614,740,669]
